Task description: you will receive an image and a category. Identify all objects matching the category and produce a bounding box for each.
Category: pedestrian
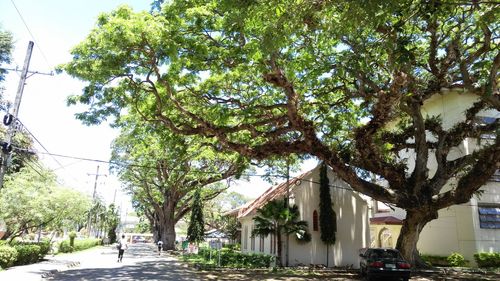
[117,234,128,262]
[157,240,163,255]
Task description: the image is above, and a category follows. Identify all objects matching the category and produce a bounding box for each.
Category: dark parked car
[359,248,411,281]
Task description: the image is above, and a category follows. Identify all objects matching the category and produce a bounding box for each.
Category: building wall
[385,90,500,263]
[240,167,370,268]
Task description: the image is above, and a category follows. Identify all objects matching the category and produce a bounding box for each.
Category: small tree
[319,163,337,267]
[186,189,205,243]
[69,231,77,247]
[252,198,308,266]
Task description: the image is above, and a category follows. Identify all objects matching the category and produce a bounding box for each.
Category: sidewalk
[0,245,110,281]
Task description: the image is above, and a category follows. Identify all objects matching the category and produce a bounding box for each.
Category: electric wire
[16,119,67,170]
[10,0,53,71]
[18,148,367,193]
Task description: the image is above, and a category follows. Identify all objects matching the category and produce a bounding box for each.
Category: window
[478,205,500,229]
[250,225,255,251]
[313,210,319,231]
[270,234,276,254]
[490,169,500,182]
[473,116,497,140]
[259,236,264,252]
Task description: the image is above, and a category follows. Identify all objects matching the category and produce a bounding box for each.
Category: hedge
[197,247,274,268]
[0,245,18,269]
[421,254,450,267]
[474,252,500,268]
[58,238,102,253]
[0,240,50,269]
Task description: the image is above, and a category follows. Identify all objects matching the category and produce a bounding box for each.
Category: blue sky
[0,1,317,211]
[0,0,154,215]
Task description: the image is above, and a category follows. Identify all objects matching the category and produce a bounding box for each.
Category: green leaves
[186,189,204,243]
[0,165,91,239]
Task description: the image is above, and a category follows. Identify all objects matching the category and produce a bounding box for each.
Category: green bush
[223,244,240,251]
[59,238,101,253]
[13,244,41,265]
[474,252,500,268]
[421,254,450,267]
[0,245,18,269]
[69,231,77,247]
[58,240,74,253]
[447,252,466,267]
[197,247,274,268]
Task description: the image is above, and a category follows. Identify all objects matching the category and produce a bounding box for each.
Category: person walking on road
[117,234,128,262]
[157,240,163,255]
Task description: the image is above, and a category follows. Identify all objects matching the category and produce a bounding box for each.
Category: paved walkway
[0,243,202,281]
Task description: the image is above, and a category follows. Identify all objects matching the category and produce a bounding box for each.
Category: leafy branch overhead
[62,0,499,265]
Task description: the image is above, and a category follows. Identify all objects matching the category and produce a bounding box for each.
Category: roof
[369,216,403,225]
[222,204,248,217]
[237,168,315,218]
[205,229,227,238]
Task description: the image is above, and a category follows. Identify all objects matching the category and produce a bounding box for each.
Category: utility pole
[86,165,107,237]
[0,41,34,189]
[0,41,52,189]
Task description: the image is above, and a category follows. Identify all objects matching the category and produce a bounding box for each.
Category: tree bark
[276,229,282,267]
[157,200,177,250]
[396,208,438,268]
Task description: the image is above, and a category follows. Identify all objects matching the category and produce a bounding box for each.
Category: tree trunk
[157,200,177,250]
[276,229,283,267]
[396,208,438,268]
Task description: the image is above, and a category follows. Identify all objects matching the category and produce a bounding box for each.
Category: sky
[0,0,318,215]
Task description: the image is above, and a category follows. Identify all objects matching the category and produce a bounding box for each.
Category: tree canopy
[61,0,499,265]
[110,113,248,248]
[0,27,13,83]
[0,165,91,240]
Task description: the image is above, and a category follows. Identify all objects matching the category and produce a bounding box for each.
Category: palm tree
[252,198,308,266]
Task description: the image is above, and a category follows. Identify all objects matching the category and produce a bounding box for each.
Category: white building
[238,165,370,268]
[370,90,499,264]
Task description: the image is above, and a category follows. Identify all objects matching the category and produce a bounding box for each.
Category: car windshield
[370,249,400,259]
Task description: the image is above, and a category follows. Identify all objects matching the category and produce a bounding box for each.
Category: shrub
[196,247,274,268]
[447,252,466,267]
[58,240,74,253]
[421,254,450,267]
[223,244,240,251]
[474,252,500,268]
[58,238,101,253]
[13,244,41,265]
[0,245,18,269]
[69,231,77,247]
[7,240,50,266]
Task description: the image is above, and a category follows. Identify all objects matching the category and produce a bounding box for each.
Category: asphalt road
[47,243,202,281]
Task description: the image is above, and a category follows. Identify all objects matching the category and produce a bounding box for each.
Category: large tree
[0,165,91,240]
[62,1,499,265]
[111,116,247,249]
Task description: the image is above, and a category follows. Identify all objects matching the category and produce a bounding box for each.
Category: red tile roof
[237,169,315,218]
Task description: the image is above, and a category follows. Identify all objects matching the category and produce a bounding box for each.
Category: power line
[15,118,73,175]
[18,149,356,191]
[10,0,53,71]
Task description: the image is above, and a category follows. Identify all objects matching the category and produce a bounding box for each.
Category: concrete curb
[41,261,80,279]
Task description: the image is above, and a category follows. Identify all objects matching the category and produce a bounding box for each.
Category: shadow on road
[49,259,201,281]
[47,244,202,281]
